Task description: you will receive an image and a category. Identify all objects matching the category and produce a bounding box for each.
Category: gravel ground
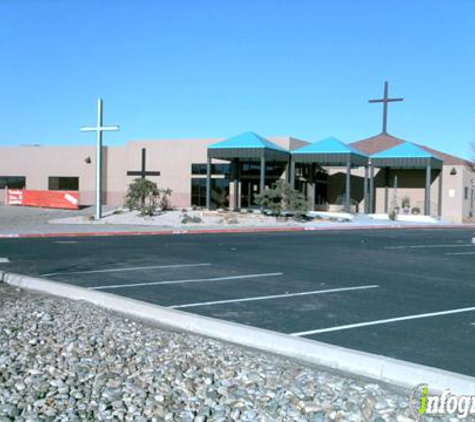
[0,283,452,422]
[0,205,456,237]
[49,210,301,228]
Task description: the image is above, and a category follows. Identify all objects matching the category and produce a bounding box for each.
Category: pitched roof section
[370,141,444,169]
[291,137,368,166]
[207,132,289,161]
[350,133,468,166]
[208,131,287,152]
[292,137,367,157]
[371,141,439,159]
[350,133,405,155]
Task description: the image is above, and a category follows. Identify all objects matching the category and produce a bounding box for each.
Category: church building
[1,83,473,223]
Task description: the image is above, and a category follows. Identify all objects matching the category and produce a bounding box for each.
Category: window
[240,161,285,178]
[48,177,79,191]
[191,178,229,208]
[465,187,469,200]
[191,163,230,176]
[191,178,207,206]
[191,164,207,175]
[0,176,26,189]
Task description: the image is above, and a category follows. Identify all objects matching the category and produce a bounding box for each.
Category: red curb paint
[0,224,474,239]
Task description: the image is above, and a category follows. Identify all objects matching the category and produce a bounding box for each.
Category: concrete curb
[2,271,475,395]
[0,223,474,239]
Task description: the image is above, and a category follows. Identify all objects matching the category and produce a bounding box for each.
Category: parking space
[1,228,474,376]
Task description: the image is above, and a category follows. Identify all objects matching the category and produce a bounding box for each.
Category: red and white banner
[6,189,23,205]
[6,188,79,210]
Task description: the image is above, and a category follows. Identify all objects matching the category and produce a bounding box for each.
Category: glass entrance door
[241,179,261,208]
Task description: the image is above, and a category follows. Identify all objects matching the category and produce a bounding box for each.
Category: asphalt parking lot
[1,228,474,377]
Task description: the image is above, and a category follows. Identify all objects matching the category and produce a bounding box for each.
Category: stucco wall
[0,145,128,207]
[0,138,472,222]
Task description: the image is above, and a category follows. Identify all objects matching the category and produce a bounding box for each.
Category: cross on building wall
[127,148,161,179]
[369,81,404,134]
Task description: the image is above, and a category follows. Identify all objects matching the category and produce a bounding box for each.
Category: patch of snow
[307,211,354,222]
[369,213,439,223]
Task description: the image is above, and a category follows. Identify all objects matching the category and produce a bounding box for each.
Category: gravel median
[0,283,446,421]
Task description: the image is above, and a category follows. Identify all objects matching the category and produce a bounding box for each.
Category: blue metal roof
[291,137,368,157]
[371,142,441,160]
[208,131,287,152]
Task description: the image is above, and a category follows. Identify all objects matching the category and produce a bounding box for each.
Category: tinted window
[191,163,230,176]
[0,176,26,189]
[49,177,79,191]
[191,178,229,208]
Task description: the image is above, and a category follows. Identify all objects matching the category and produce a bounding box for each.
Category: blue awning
[371,142,443,169]
[208,132,289,161]
[292,137,368,166]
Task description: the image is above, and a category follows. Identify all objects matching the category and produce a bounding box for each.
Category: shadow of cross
[127,148,161,179]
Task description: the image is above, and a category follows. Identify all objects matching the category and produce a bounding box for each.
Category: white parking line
[169,285,379,309]
[89,272,284,290]
[0,258,10,263]
[446,251,475,256]
[384,244,474,250]
[41,263,211,277]
[291,306,475,337]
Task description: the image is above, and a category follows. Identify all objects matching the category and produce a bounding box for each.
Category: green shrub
[255,179,308,218]
[181,214,202,224]
[411,207,421,215]
[125,178,172,216]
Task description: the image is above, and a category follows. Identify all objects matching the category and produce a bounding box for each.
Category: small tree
[159,188,173,211]
[255,179,308,218]
[125,178,172,216]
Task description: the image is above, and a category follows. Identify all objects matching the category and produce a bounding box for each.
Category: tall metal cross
[81,99,119,220]
[369,81,404,134]
[127,148,161,179]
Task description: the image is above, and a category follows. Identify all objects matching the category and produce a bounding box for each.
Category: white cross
[81,99,119,220]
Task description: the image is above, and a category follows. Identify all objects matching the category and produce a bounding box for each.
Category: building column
[206,156,211,210]
[233,159,239,211]
[345,158,351,213]
[363,165,369,214]
[425,162,432,216]
[290,158,296,189]
[384,167,390,213]
[307,163,316,211]
[260,152,266,194]
[369,164,374,214]
[438,168,443,218]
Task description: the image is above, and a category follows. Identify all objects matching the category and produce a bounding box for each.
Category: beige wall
[0,137,296,209]
[0,145,127,207]
[0,138,472,223]
[125,138,215,208]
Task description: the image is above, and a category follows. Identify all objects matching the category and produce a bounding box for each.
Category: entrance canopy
[370,142,443,169]
[291,137,369,213]
[291,137,368,166]
[208,131,289,161]
[206,132,289,210]
[371,142,444,216]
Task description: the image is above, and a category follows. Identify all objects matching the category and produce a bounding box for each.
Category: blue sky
[1,0,474,159]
